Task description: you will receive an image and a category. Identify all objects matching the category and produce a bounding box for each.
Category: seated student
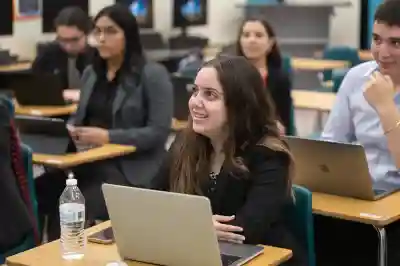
[236,18,292,135]
[35,4,173,241]
[32,7,95,102]
[319,1,400,265]
[152,56,306,266]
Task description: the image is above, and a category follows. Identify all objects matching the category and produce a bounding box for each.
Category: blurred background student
[236,18,293,135]
[32,6,95,102]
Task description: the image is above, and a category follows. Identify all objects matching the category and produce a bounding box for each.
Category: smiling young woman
[153,56,307,266]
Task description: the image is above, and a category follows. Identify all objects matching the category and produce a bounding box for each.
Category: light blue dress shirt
[321,61,400,186]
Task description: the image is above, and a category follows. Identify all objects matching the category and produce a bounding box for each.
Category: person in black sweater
[236,18,293,135]
[152,56,306,266]
[32,7,95,102]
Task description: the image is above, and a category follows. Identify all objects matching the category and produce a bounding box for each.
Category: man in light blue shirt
[317,2,400,266]
[322,2,400,188]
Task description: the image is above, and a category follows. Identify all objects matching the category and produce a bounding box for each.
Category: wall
[0,0,359,59]
[329,0,360,47]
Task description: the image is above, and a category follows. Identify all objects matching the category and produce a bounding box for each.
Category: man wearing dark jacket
[32,7,95,102]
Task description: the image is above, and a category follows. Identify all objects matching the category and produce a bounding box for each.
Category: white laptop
[102,184,264,266]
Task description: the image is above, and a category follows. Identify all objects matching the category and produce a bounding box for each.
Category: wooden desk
[291,57,349,71]
[14,103,186,131]
[292,90,336,131]
[359,50,373,61]
[313,192,400,227]
[15,103,78,117]
[33,144,135,168]
[0,62,31,73]
[6,221,293,266]
[292,90,336,112]
[313,192,400,266]
[314,49,373,62]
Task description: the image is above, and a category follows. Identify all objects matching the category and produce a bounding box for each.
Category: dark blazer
[152,140,306,266]
[69,62,173,187]
[266,67,293,135]
[31,42,95,89]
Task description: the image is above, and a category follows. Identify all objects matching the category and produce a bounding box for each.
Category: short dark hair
[54,6,91,34]
[374,0,400,27]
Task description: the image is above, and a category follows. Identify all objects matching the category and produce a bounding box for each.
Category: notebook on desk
[10,72,66,106]
[102,184,264,266]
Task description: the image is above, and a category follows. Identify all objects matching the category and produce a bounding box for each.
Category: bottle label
[60,203,85,223]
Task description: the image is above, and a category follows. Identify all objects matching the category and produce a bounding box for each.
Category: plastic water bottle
[59,175,86,260]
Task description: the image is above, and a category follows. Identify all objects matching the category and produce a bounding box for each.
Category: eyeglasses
[91,27,120,39]
[56,35,85,45]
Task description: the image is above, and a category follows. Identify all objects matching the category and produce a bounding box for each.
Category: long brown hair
[170,56,294,195]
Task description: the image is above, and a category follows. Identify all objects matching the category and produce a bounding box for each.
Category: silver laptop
[285,136,400,201]
[102,184,264,266]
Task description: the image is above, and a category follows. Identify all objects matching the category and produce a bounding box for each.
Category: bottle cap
[66,178,77,186]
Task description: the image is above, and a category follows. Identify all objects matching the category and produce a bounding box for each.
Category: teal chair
[282,55,293,79]
[0,99,39,264]
[321,46,361,82]
[285,185,316,266]
[332,71,346,93]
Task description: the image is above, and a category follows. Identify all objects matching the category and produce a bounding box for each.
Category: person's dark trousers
[35,169,65,241]
[314,214,400,266]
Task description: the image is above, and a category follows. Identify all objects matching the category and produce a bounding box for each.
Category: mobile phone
[88,226,115,244]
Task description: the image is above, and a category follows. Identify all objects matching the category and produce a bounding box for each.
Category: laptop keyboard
[221,254,241,266]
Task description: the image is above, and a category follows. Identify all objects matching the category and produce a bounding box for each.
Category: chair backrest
[322,46,361,81]
[332,71,346,93]
[282,54,293,79]
[285,185,316,266]
[140,32,167,50]
[168,35,208,50]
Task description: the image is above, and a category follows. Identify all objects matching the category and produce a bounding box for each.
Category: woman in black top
[236,18,293,135]
[153,56,306,266]
[35,4,173,241]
